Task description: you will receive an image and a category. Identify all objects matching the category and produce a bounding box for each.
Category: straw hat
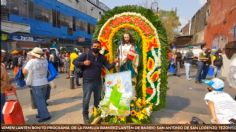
[28,47,44,59]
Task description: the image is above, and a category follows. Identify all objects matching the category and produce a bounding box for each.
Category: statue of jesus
[117,32,140,84]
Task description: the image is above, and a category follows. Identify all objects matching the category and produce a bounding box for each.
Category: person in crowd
[22,50,27,60]
[58,53,64,73]
[70,49,79,85]
[1,50,13,124]
[12,52,20,76]
[167,48,172,70]
[170,48,177,75]
[201,49,211,80]
[5,53,12,69]
[203,78,236,124]
[43,48,50,61]
[175,49,182,76]
[184,45,194,80]
[224,43,236,89]
[23,47,51,122]
[76,40,118,124]
[18,52,25,68]
[64,52,70,79]
[212,49,223,77]
[195,47,209,83]
[49,52,56,70]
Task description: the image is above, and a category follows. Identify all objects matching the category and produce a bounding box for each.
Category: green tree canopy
[157,10,181,44]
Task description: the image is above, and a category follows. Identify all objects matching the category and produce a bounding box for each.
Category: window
[72,17,76,31]
[76,19,87,32]
[87,24,95,34]
[60,14,72,28]
[65,16,72,28]
[28,0,34,18]
[52,10,60,27]
[7,0,29,17]
[59,14,67,27]
[76,19,83,31]
[7,0,20,15]
[34,5,52,23]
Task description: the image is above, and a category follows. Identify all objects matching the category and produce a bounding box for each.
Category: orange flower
[147,38,159,51]
[146,88,153,95]
[141,99,146,106]
[150,71,160,82]
[147,57,155,71]
[100,39,109,51]
[102,26,112,39]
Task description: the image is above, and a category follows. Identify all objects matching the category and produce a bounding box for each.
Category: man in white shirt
[203,78,236,124]
[23,47,51,122]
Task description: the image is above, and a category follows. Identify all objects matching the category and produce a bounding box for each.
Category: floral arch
[92,6,169,124]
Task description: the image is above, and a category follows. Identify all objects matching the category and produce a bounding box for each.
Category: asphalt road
[10,68,236,124]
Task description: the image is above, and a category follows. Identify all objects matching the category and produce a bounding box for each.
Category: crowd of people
[0,47,85,123]
[168,43,236,124]
[168,45,228,83]
[1,35,235,124]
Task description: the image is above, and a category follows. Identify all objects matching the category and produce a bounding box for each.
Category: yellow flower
[93,107,97,116]
[136,112,145,120]
[141,109,147,115]
[118,116,125,122]
[130,103,135,107]
[141,99,146,106]
[135,99,142,108]
[136,98,141,103]
[131,110,137,116]
[150,104,153,111]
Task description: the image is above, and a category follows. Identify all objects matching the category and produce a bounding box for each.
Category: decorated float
[91,6,169,124]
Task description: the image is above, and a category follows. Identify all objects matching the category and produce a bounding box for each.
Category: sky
[99,0,207,28]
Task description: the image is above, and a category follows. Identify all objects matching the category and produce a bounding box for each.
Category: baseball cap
[203,78,224,91]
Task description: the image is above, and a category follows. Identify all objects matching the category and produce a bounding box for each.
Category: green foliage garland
[93,5,169,122]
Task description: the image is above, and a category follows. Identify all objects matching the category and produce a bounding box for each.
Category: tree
[157,10,181,44]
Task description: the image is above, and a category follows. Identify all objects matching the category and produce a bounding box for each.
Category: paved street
[12,68,236,124]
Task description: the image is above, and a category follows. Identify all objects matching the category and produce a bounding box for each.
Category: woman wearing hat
[203,78,236,124]
[23,47,51,122]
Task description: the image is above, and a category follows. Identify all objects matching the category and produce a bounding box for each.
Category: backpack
[214,55,223,67]
[73,57,83,78]
[73,53,88,78]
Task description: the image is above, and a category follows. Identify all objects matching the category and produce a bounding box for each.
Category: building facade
[181,0,236,49]
[190,1,209,45]
[180,22,190,36]
[204,0,236,49]
[1,0,109,51]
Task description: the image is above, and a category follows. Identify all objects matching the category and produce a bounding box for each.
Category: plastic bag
[47,62,58,82]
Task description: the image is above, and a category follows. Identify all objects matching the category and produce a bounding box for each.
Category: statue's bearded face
[124,34,130,43]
